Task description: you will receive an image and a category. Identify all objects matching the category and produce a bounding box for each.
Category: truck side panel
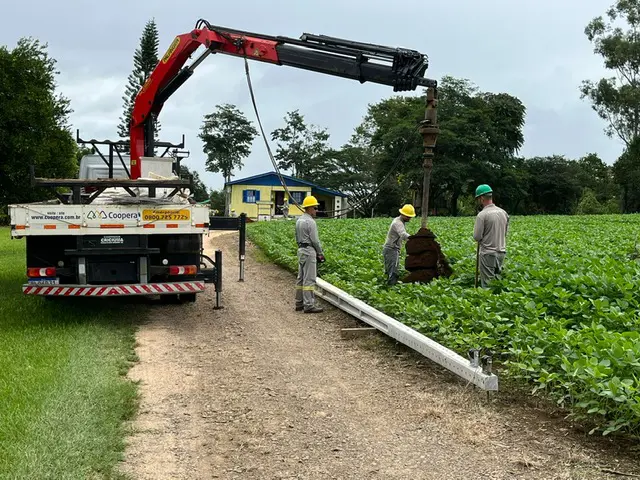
[9,203,210,237]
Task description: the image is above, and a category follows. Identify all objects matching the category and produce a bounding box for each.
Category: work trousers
[383,246,400,285]
[479,251,505,288]
[295,246,317,310]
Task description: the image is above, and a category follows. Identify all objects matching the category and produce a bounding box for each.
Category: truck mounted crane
[8,19,437,304]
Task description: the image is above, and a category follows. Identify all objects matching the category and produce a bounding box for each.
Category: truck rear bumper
[22,281,206,296]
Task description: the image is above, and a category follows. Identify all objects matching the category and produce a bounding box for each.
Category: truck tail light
[168,265,197,275]
[27,267,57,278]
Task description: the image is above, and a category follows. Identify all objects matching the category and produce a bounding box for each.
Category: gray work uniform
[295,213,323,310]
[473,203,509,288]
[383,216,410,285]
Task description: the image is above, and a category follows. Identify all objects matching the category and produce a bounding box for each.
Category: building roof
[225,171,348,198]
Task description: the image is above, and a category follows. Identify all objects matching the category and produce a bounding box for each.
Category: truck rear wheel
[160,294,180,304]
[160,293,196,303]
[179,293,197,303]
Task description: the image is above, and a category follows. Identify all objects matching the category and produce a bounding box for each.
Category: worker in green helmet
[473,184,509,288]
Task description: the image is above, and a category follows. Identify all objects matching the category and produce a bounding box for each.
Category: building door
[317,200,327,217]
[274,191,285,215]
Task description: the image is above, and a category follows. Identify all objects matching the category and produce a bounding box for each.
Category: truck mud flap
[22,282,206,296]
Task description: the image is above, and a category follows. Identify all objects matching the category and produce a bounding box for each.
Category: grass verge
[0,228,140,479]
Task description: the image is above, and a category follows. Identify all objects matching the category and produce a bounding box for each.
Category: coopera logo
[86,210,107,220]
[86,210,139,220]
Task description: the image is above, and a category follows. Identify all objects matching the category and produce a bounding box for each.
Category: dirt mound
[402,227,453,283]
[405,250,439,271]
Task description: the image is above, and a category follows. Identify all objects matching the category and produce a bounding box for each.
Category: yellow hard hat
[399,204,416,217]
[302,195,320,208]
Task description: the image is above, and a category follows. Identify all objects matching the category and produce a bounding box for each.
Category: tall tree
[522,156,584,214]
[576,152,619,204]
[209,189,226,215]
[270,109,332,180]
[580,0,640,146]
[0,37,78,211]
[117,19,160,145]
[613,137,640,212]
[319,125,383,217]
[360,76,525,216]
[360,95,425,215]
[581,1,640,213]
[198,104,258,215]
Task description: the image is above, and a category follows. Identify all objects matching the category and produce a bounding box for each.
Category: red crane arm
[129,20,435,179]
[130,26,281,178]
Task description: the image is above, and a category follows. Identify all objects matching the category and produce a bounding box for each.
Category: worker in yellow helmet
[382,204,416,285]
[294,195,325,313]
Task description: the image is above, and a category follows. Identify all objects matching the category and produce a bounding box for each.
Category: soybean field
[248,214,640,438]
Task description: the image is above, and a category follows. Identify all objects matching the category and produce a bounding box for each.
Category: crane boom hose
[129,20,435,179]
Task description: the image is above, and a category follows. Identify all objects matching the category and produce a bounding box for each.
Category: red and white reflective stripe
[22,282,206,296]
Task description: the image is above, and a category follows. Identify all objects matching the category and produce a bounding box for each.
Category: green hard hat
[475,184,493,198]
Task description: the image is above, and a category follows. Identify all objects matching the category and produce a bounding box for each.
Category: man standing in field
[295,195,325,313]
[382,204,416,285]
[473,184,509,288]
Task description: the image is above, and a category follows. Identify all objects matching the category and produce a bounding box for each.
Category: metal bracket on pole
[213,249,223,309]
[315,278,499,391]
[239,213,246,282]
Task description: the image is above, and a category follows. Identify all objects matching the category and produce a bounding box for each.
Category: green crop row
[247,214,640,437]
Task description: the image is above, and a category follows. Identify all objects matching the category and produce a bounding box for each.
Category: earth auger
[402,86,453,284]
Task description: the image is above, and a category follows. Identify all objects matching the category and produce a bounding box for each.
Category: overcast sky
[2,0,625,190]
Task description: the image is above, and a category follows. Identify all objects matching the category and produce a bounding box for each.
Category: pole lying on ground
[315,277,499,390]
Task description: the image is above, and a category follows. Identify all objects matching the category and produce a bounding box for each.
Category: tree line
[2,0,640,223]
[200,76,626,217]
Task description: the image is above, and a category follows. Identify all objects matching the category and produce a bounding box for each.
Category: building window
[242,189,260,203]
[290,191,306,204]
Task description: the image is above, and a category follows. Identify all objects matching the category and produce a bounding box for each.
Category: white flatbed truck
[8,151,220,304]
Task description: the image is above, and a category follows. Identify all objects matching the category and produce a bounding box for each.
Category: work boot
[304,306,323,314]
[295,305,304,312]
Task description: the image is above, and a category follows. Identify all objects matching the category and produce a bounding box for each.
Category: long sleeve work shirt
[473,203,509,254]
[295,213,323,254]
[384,216,410,251]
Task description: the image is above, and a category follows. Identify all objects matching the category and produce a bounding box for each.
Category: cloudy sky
[3,0,625,190]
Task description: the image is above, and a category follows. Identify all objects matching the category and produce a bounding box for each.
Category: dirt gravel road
[119,231,639,480]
